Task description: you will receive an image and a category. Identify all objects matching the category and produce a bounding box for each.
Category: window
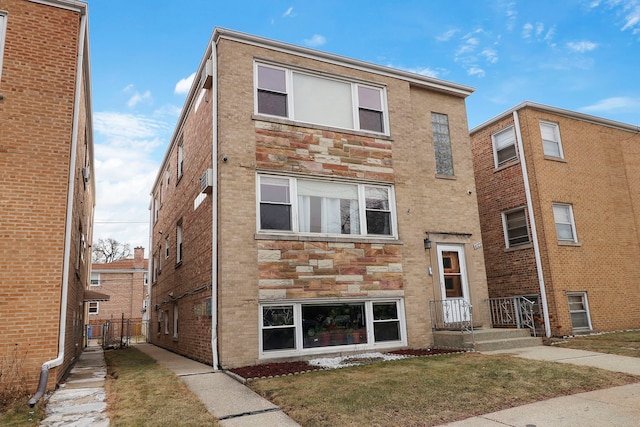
[540,121,564,158]
[255,63,387,134]
[502,208,530,247]
[88,302,99,315]
[552,203,578,242]
[258,175,396,237]
[152,254,158,283]
[164,236,169,259]
[176,221,183,263]
[164,310,169,334]
[431,113,454,176]
[173,304,179,338]
[165,168,170,186]
[260,300,405,356]
[90,273,100,286]
[492,126,517,167]
[0,12,6,82]
[177,142,184,180]
[153,196,159,223]
[157,310,163,334]
[567,293,591,331]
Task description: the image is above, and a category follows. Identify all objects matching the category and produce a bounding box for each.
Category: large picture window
[258,175,396,238]
[260,300,405,356]
[256,63,387,134]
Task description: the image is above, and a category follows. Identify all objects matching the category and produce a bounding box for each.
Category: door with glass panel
[436,244,471,323]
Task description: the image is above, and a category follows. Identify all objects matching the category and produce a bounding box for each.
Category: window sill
[175,261,183,268]
[252,114,393,141]
[558,241,581,247]
[504,243,532,252]
[494,159,520,173]
[255,233,403,245]
[435,174,456,180]
[544,155,566,163]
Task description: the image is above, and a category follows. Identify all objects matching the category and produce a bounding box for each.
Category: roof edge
[470,101,640,134]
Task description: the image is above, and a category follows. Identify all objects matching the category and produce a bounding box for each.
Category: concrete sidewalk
[441,346,640,426]
[134,343,301,427]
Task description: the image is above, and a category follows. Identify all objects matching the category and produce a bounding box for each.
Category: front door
[437,244,470,323]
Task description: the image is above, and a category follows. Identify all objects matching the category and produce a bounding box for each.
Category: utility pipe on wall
[210,38,220,370]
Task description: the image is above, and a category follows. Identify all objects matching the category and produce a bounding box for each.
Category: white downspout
[29,8,87,406]
[513,111,552,338]
[210,40,220,370]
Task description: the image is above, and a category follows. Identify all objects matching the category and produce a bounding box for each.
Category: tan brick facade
[471,102,640,336]
[0,0,94,393]
[150,29,489,369]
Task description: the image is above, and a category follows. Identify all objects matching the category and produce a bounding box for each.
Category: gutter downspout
[29,8,87,407]
[513,111,552,338]
[210,40,220,370]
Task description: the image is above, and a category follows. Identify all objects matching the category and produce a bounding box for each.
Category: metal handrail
[486,296,537,337]
[429,299,474,345]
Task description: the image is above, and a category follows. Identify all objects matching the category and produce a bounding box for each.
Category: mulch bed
[227,348,460,381]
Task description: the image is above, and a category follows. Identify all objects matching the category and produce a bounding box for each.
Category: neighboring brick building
[89,247,149,339]
[149,28,490,369]
[0,0,95,397]
[470,101,640,337]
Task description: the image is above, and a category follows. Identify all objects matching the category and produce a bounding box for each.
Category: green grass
[0,401,45,427]
[550,330,640,357]
[249,352,639,427]
[104,347,219,427]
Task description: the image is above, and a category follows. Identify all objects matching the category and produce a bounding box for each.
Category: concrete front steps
[433,327,542,352]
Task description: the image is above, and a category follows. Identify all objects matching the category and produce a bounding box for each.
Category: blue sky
[88,0,640,252]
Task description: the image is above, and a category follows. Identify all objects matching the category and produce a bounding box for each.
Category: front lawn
[550,330,640,357]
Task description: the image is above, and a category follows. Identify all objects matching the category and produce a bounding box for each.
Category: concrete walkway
[134,343,301,426]
[440,346,640,426]
[40,345,109,427]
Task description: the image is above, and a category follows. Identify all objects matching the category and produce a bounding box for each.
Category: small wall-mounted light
[423,237,432,250]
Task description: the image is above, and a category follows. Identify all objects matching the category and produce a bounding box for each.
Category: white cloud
[303,34,326,47]
[580,96,640,113]
[567,40,599,52]
[503,1,518,31]
[467,67,486,77]
[127,90,152,108]
[522,23,533,38]
[92,111,172,249]
[175,72,196,95]
[481,48,498,64]
[436,29,458,42]
[283,7,294,17]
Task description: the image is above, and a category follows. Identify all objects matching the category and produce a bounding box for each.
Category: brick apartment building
[0,0,95,398]
[470,102,640,337]
[89,247,149,339]
[149,28,491,369]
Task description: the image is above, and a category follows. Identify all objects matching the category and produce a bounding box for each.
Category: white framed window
[502,207,530,248]
[540,121,564,158]
[164,236,169,259]
[164,310,169,334]
[153,196,159,223]
[88,302,99,315]
[552,203,578,242]
[567,292,592,331]
[152,254,158,283]
[176,221,183,263]
[257,174,397,238]
[259,299,406,357]
[90,273,100,286]
[255,62,388,135]
[492,126,518,167]
[157,310,163,333]
[173,304,179,338]
[165,168,170,186]
[0,12,7,83]
[431,112,454,176]
[177,142,184,180]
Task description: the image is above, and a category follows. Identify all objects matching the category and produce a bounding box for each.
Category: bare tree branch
[91,238,132,263]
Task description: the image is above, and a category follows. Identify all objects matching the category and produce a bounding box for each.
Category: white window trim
[491,125,518,168]
[164,310,170,334]
[177,143,184,180]
[552,203,578,243]
[164,236,169,259]
[254,62,390,136]
[90,273,100,286]
[88,302,99,315]
[567,292,592,331]
[259,298,407,359]
[173,304,179,338]
[176,222,183,263]
[501,207,531,248]
[540,120,564,159]
[0,12,7,83]
[256,174,398,239]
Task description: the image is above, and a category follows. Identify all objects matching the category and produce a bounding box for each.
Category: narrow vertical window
[177,142,184,180]
[431,113,454,176]
[365,186,391,235]
[154,196,159,222]
[540,121,564,158]
[0,12,7,82]
[164,236,169,259]
[358,86,384,133]
[176,221,183,263]
[492,126,517,167]
[173,304,179,338]
[259,176,292,231]
[552,203,578,242]
[257,64,288,117]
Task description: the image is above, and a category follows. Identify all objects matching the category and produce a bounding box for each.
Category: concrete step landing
[433,328,542,352]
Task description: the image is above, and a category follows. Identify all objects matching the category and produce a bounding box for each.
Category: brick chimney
[133,247,145,269]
